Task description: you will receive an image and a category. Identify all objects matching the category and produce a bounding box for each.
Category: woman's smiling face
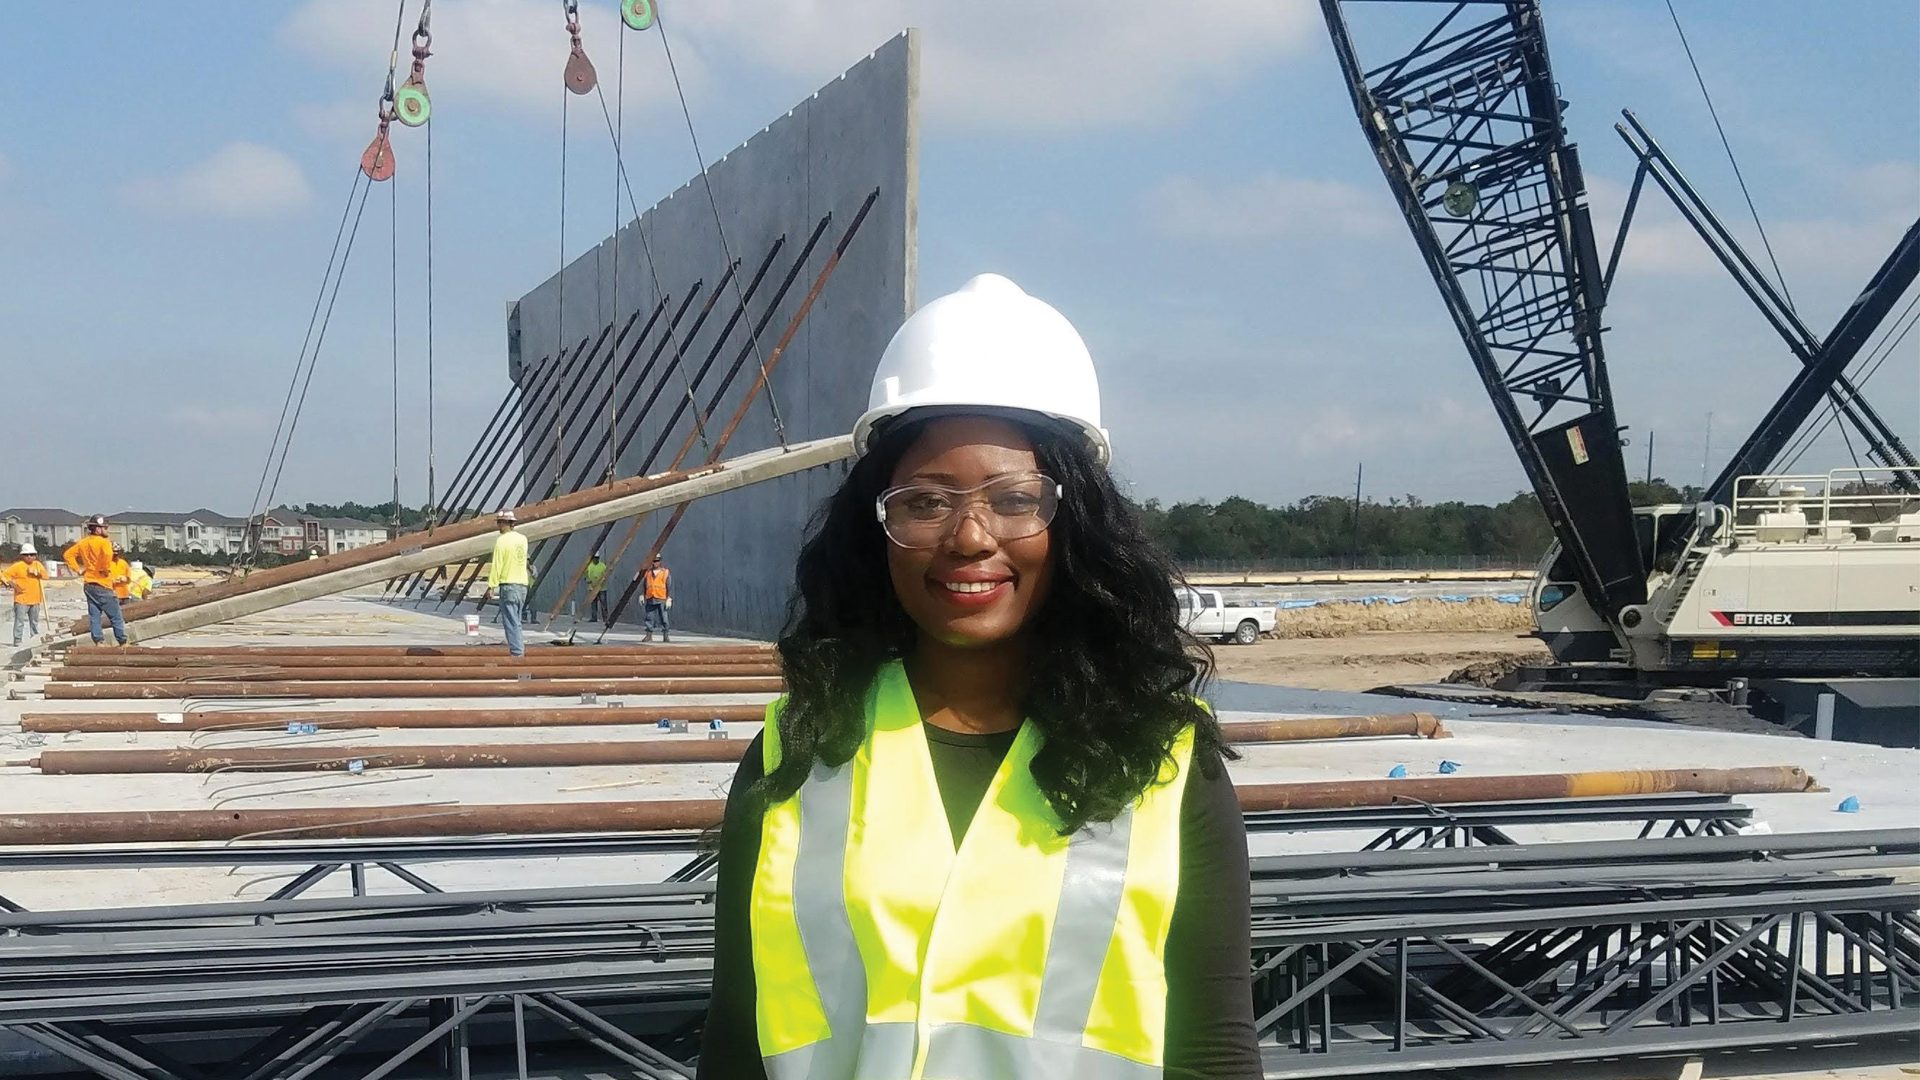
[884,416,1056,649]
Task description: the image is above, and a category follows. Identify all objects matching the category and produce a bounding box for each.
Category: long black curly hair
[753,412,1231,834]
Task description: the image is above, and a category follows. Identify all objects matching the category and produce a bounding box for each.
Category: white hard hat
[495,509,517,522]
[19,543,36,555]
[853,273,1109,464]
[130,561,143,570]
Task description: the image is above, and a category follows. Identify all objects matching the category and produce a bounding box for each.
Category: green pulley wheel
[1442,180,1479,218]
[395,82,432,127]
[621,0,656,31]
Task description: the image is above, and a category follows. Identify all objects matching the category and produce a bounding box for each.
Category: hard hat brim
[853,404,1110,466]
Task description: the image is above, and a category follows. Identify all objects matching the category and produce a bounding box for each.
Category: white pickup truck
[1179,587,1277,645]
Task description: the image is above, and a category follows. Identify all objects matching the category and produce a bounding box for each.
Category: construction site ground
[3,590,1917,1077]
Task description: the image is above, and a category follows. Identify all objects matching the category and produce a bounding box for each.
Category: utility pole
[1699,412,1714,492]
[1350,462,1364,561]
[1645,430,1655,485]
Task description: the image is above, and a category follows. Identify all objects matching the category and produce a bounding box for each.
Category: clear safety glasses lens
[876,474,1061,550]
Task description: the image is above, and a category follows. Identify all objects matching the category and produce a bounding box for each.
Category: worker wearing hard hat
[3,543,48,646]
[640,553,671,642]
[481,509,530,657]
[699,275,1259,1078]
[64,515,128,646]
[109,554,133,606]
[584,551,611,623]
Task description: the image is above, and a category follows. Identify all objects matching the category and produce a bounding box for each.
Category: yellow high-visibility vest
[750,660,1194,1079]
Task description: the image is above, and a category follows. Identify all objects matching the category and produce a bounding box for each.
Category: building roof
[97,509,246,527]
[0,508,84,525]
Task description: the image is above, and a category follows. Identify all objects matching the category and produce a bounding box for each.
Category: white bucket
[464,614,481,637]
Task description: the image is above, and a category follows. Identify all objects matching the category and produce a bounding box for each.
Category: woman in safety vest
[701,275,1259,1078]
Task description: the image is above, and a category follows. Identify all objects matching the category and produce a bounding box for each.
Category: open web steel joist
[0,827,1912,1079]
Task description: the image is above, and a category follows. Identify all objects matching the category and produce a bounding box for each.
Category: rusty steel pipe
[1221,713,1447,742]
[22,704,768,733]
[60,645,779,664]
[62,643,772,660]
[0,766,1819,843]
[52,662,784,683]
[43,676,786,700]
[32,741,755,773]
[22,715,1445,772]
[1234,766,1820,811]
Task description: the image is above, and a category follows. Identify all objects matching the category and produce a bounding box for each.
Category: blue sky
[2,1,1914,514]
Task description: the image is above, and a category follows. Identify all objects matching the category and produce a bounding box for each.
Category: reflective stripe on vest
[751,661,1194,1079]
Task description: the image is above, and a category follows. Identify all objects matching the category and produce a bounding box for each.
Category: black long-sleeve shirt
[698,724,1261,1079]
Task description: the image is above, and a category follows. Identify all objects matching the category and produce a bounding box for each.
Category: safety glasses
[875,473,1062,550]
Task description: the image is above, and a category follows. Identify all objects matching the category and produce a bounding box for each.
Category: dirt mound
[1270,597,1531,639]
[1444,653,1532,687]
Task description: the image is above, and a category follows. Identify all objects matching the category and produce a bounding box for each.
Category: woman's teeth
[942,581,1001,593]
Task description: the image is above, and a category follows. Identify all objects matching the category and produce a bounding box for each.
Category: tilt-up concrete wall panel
[507,30,918,641]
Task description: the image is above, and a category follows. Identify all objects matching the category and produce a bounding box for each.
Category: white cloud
[675,1,1317,129]
[283,0,686,122]
[123,142,315,218]
[1147,173,1392,243]
[286,0,1315,131]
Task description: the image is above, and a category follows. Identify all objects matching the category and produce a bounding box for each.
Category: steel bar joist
[1321,0,1646,616]
[0,832,1914,1079]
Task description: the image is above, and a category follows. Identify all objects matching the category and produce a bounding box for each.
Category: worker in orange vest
[641,553,671,643]
[3,543,48,646]
[64,515,128,645]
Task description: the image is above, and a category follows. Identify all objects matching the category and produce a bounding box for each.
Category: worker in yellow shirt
[480,509,530,657]
[584,551,611,624]
[3,543,48,646]
[128,561,155,601]
[641,552,671,643]
[63,515,127,645]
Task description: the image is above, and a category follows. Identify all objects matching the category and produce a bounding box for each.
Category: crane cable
[239,0,409,569]
[1665,0,1860,472]
[655,4,789,449]
[1777,290,1920,475]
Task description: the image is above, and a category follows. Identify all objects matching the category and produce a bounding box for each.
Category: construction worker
[3,543,48,646]
[699,275,1259,1078]
[640,554,671,642]
[109,554,133,607]
[64,515,128,645]
[481,509,529,657]
[584,551,611,623]
[128,560,154,601]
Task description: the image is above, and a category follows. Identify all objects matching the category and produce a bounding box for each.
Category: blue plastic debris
[657,718,673,731]
[708,718,726,731]
[345,759,366,775]
[1387,764,1408,779]
[286,721,319,735]
[1438,760,1462,774]
[1837,796,1861,814]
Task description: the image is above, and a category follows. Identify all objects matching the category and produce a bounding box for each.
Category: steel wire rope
[590,81,710,457]
[390,164,402,533]
[425,89,438,526]
[237,165,367,571]
[1774,291,1918,471]
[246,0,409,561]
[1666,0,1858,472]
[261,179,381,524]
[607,20,624,480]
[654,3,788,448]
[1778,292,1920,476]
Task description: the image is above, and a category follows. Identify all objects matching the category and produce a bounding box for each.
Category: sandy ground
[1214,628,1549,691]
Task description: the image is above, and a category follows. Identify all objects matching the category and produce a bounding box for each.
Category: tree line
[1133,480,1692,564]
